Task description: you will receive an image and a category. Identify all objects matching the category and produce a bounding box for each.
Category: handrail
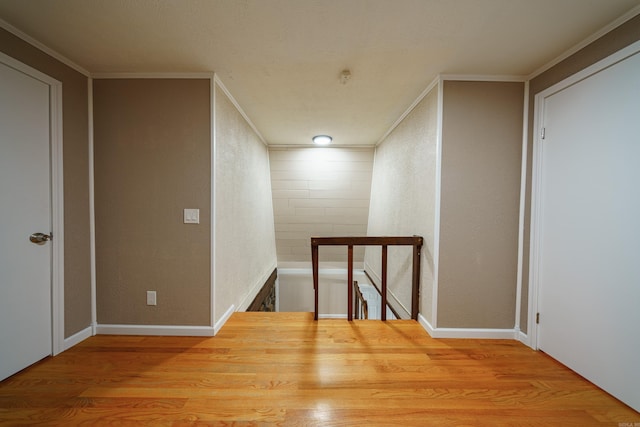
[310,236,423,321]
[353,281,368,320]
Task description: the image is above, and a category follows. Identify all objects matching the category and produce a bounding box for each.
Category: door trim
[0,52,65,356]
[528,39,640,350]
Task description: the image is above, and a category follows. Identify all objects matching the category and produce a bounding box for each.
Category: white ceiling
[1,0,639,146]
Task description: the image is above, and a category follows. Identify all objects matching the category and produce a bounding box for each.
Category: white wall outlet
[183,208,200,224]
[146,290,157,306]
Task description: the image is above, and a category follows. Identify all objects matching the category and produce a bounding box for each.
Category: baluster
[381,245,387,321]
[347,245,353,321]
[412,239,421,320]
[312,240,319,320]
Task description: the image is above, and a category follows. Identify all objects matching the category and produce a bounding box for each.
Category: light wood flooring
[1,312,638,426]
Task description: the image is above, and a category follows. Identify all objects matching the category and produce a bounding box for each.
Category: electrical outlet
[146,291,157,306]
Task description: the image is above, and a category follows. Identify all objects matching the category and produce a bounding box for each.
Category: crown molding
[92,72,214,79]
[213,74,267,146]
[0,18,90,77]
[440,74,527,82]
[267,144,375,149]
[527,4,640,80]
[376,75,439,146]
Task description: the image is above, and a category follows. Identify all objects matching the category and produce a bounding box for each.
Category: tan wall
[365,88,438,320]
[214,82,277,321]
[439,80,524,329]
[270,147,373,264]
[0,29,91,337]
[93,79,211,326]
[520,15,640,333]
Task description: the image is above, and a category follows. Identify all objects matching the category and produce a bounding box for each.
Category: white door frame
[0,51,65,356]
[528,39,640,350]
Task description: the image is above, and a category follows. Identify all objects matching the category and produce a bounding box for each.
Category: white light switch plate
[146,290,157,306]
[184,208,199,224]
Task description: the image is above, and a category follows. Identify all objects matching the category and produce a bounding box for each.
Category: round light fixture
[312,135,332,145]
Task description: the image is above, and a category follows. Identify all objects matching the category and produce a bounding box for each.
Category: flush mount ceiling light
[312,135,332,145]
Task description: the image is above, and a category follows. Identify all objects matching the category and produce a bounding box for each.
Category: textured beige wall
[520,15,640,334]
[94,79,211,326]
[214,82,277,322]
[438,80,524,329]
[270,147,373,264]
[0,29,91,338]
[365,88,438,320]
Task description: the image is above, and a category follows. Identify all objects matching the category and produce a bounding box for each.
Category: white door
[0,60,53,381]
[535,49,640,411]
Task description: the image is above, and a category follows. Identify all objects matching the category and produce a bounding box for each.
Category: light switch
[183,208,200,224]
[146,290,157,306]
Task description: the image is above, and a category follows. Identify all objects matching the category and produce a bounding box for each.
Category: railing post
[347,245,353,321]
[312,240,319,321]
[411,238,421,320]
[310,236,423,322]
[381,245,387,321]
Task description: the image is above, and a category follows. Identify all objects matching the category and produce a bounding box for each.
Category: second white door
[536,49,640,411]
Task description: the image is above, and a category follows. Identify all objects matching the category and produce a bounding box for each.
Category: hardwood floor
[1,312,638,426]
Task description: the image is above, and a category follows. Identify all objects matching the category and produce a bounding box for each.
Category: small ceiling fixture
[340,69,352,84]
[312,135,332,145]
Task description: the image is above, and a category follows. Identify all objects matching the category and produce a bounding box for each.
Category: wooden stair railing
[353,281,368,320]
[310,236,423,321]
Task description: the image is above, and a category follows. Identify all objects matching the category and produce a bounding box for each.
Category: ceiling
[0,0,639,146]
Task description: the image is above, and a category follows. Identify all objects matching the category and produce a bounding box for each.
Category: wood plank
[0,312,638,425]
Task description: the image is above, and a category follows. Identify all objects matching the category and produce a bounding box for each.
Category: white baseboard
[96,324,216,336]
[237,263,277,312]
[418,314,518,339]
[363,264,410,318]
[214,304,235,334]
[387,290,410,318]
[63,326,93,351]
[319,314,348,319]
[517,330,530,346]
[418,313,436,336]
[91,303,236,337]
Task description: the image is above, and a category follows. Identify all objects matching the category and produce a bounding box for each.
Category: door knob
[29,232,52,244]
